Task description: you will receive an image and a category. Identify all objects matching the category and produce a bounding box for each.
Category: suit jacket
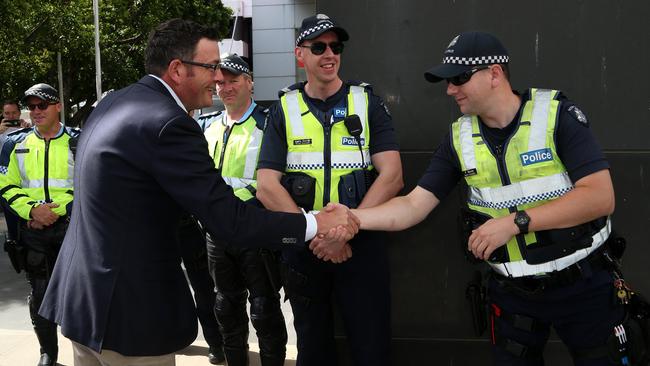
[39,76,305,356]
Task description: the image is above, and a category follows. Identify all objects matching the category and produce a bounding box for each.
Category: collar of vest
[220,100,257,127]
[32,123,65,140]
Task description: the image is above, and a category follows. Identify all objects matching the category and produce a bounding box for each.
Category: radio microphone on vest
[343,114,366,168]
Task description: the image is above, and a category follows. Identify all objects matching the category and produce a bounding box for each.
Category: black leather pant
[206,233,287,366]
[21,220,67,359]
[177,215,223,349]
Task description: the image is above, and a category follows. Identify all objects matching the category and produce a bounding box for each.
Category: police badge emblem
[568,105,588,126]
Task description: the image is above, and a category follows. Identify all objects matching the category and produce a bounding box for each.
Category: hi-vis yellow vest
[204,104,264,202]
[0,125,79,220]
[451,89,610,277]
[281,85,372,210]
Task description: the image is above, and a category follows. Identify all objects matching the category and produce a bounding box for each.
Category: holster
[337,169,377,209]
[459,209,507,263]
[3,239,25,273]
[465,270,487,336]
[280,172,316,212]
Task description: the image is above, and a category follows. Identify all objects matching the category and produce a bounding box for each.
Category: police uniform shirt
[258,81,399,172]
[417,90,608,200]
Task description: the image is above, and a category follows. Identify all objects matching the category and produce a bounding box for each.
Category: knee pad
[215,290,249,338]
[215,290,247,316]
[250,296,282,320]
[250,296,286,336]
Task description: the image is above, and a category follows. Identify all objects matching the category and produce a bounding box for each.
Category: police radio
[343,114,365,168]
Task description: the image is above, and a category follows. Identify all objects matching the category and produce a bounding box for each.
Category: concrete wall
[315,1,650,364]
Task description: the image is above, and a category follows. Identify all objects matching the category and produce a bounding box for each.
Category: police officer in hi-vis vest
[0,83,79,366]
[343,32,648,365]
[256,14,404,366]
[201,54,288,366]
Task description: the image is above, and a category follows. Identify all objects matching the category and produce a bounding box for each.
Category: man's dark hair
[2,99,20,109]
[144,18,220,76]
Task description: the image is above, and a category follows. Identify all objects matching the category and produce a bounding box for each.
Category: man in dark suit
[39,18,357,366]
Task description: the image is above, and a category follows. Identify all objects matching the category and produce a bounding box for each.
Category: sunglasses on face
[299,41,344,55]
[446,65,490,86]
[27,101,56,111]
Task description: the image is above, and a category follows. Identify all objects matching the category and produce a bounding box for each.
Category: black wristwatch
[514,210,530,234]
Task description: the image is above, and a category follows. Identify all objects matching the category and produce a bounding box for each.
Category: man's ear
[166,59,185,85]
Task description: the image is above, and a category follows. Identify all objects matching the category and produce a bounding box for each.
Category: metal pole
[57,52,65,125]
[93,0,102,102]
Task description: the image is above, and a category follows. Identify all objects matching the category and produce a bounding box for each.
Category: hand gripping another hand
[311,203,360,263]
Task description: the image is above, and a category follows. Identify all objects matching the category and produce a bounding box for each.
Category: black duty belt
[492,247,614,293]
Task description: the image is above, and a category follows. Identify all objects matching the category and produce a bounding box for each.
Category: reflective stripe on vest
[204,110,263,201]
[490,220,611,277]
[283,86,372,210]
[222,176,256,189]
[452,88,610,276]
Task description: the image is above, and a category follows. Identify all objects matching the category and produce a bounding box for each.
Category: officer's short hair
[144,18,220,76]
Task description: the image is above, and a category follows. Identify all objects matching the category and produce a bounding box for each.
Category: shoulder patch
[379,100,391,117]
[567,105,589,127]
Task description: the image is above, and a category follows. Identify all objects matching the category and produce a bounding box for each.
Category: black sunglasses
[299,41,344,55]
[27,101,56,111]
[446,65,490,86]
[180,60,220,72]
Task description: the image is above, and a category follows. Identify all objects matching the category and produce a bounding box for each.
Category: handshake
[311,203,360,264]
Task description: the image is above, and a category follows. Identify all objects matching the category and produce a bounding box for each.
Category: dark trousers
[206,233,287,366]
[282,231,391,366]
[177,217,223,349]
[21,220,67,358]
[488,267,625,366]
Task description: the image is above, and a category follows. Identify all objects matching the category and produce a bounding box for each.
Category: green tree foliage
[0,0,232,125]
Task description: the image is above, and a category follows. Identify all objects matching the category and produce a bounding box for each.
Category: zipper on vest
[43,139,51,203]
[217,125,231,171]
[322,115,333,207]
[489,134,527,261]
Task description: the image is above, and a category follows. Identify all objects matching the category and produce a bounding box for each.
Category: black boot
[223,345,249,366]
[208,345,226,365]
[37,352,56,366]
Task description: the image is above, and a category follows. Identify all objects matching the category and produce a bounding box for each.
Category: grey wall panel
[319,1,650,151]
[310,1,650,364]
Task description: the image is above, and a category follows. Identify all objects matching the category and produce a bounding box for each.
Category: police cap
[424,31,509,83]
[295,13,349,46]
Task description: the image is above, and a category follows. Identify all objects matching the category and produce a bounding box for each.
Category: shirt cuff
[303,212,317,242]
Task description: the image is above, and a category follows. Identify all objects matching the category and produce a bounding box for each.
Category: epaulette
[5,127,33,143]
[277,82,304,98]
[65,126,82,138]
[347,80,372,90]
[197,110,223,120]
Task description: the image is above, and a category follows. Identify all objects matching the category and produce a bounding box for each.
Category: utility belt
[4,216,69,274]
[491,244,613,295]
[280,169,377,211]
[460,209,608,265]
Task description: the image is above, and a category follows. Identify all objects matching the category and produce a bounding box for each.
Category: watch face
[515,211,530,225]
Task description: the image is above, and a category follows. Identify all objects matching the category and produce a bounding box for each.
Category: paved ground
[0,216,298,365]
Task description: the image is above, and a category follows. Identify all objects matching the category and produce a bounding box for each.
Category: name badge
[293,138,312,146]
[520,148,553,166]
[463,168,477,177]
[15,148,30,154]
